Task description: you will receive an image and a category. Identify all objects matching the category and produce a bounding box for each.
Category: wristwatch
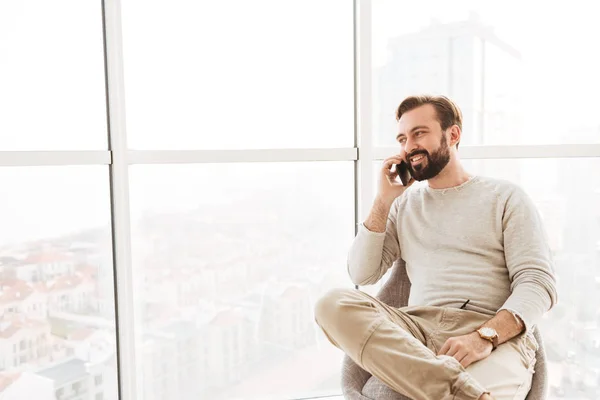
[477,327,499,350]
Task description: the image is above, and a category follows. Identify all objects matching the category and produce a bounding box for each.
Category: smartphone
[395,161,412,186]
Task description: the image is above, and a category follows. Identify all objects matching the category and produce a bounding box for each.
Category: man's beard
[406,134,451,181]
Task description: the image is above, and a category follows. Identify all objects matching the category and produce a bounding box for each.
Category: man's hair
[395,95,463,149]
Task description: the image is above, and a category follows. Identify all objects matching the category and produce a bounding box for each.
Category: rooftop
[36,358,88,386]
[24,250,72,265]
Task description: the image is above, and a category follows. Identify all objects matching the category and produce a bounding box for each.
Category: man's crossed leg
[315,288,536,400]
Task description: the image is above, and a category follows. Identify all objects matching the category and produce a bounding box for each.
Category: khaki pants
[315,288,538,400]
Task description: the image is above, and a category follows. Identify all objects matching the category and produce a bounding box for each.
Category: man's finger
[446,344,460,358]
[454,350,468,364]
[460,355,474,368]
[438,340,451,356]
[382,156,403,169]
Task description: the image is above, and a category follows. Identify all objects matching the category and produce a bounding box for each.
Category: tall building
[375,13,523,145]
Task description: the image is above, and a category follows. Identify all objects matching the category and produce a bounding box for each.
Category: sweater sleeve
[347,198,401,286]
[498,186,558,332]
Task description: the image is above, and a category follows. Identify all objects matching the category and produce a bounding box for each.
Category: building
[16,250,76,283]
[205,308,254,388]
[139,332,180,400]
[35,356,117,400]
[45,274,96,314]
[0,279,50,322]
[0,371,55,400]
[0,316,51,370]
[258,282,316,350]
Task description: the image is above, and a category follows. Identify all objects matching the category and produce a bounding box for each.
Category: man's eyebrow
[396,125,429,140]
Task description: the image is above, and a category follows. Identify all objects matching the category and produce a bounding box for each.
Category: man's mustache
[406,150,429,160]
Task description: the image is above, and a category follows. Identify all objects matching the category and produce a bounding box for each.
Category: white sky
[0,0,599,243]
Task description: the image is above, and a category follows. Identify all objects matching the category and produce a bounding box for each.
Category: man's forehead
[397,117,438,134]
[398,104,438,126]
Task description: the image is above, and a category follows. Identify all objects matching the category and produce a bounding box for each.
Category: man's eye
[415,131,424,136]
[399,138,406,144]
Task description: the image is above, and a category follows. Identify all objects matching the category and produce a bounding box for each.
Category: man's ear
[449,125,461,149]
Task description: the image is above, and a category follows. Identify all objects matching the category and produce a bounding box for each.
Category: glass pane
[372,0,600,146]
[129,162,355,399]
[0,3,108,150]
[369,156,600,399]
[122,1,354,150]
[0,167,117,399]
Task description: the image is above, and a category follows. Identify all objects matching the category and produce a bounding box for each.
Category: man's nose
[404,138,418,157]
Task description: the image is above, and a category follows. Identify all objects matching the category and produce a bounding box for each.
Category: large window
[129,163,354,399]
[1,1,599,400]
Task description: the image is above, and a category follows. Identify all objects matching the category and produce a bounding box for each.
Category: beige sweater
[348,176,558,332]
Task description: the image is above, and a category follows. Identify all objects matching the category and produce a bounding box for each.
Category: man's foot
[479,394,494,400]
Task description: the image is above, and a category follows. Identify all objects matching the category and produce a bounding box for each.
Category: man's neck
[427,160,471,190]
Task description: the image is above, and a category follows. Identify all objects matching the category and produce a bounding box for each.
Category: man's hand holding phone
[377,155,415,206]
[364,155,414,233]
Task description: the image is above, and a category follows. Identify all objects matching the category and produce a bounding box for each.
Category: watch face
[479,327,496,338]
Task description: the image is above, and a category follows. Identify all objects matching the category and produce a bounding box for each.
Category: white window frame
[0,0,598,399]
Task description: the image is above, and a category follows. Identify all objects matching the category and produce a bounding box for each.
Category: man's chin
[409,167,426,181]
[410,169,436,182]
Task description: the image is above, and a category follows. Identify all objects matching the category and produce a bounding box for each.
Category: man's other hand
[438,332,493,368]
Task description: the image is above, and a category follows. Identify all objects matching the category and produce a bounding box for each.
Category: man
[314,95,557,400]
